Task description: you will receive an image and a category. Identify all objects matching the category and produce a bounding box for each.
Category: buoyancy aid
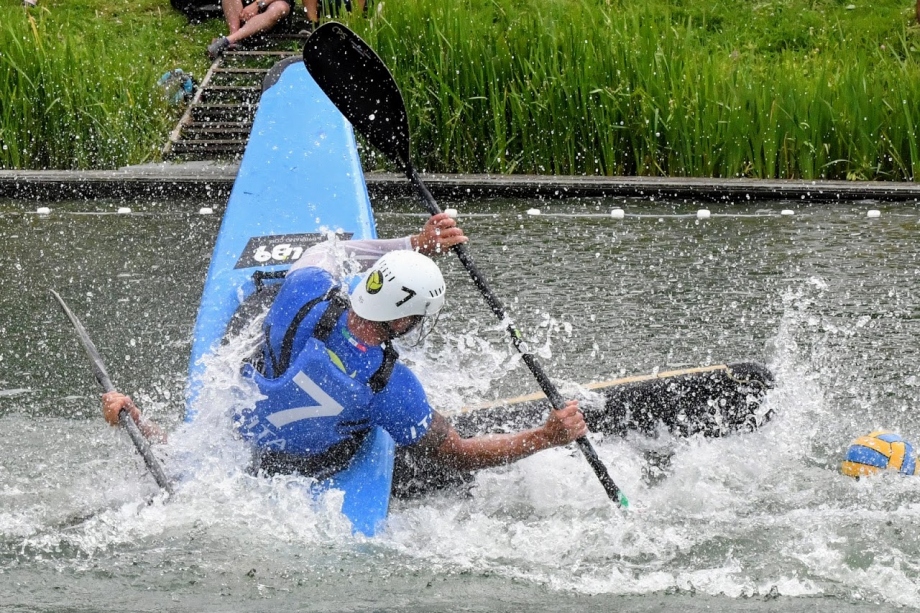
[237,288,399,458]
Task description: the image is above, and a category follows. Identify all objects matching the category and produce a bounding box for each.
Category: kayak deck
[392,362,774,498]
[452,362,773,439]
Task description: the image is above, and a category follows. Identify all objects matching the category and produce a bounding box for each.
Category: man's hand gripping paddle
[303,24,628,508]
[50,289,173,496]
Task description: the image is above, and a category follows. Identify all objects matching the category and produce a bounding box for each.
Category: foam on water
[3,275,919,608]
[376,276,920,605]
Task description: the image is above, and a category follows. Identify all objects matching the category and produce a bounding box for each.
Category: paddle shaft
[303,23,627,506]
[407,168,626,505]
[50,290,173,496]
[117,409,174,496]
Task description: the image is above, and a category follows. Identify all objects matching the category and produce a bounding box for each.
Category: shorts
[243,0,294,15]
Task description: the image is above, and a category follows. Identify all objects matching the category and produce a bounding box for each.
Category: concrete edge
[2,165,920,203]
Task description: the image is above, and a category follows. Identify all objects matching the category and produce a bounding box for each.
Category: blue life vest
[237,288,401,457]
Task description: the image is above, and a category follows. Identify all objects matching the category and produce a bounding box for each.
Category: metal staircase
[162,29,309,161]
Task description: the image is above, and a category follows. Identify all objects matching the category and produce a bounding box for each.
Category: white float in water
[867,210,881,218]
[117,207,132,215]
[610,208,625,219]
[697,209,711,219]
[35,207,51,215]
[526,208,541,216]
[781,209,795,216]
[444,207,458,219]
[199,207,214,215]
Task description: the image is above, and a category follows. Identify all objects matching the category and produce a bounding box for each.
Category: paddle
[50,289,174,496]
[303,24,628,508]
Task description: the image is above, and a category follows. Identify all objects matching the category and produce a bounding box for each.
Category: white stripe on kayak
[452,364,730,415]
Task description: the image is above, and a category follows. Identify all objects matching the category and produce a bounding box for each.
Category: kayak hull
[186,57,390,536]
[452,362,774,439]
[392,362,774,498]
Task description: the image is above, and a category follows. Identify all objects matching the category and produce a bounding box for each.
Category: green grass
[0,0,220,169]
[3,0,920,180]
[339,0,920,180]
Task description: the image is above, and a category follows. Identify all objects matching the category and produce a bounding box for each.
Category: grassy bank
[3,0,920,180]
[0,0,219,169]
[344,0,920,180]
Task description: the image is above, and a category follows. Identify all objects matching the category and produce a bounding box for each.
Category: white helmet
[350,250,446,322]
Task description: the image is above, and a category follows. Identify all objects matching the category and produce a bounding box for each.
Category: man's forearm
[422,401,586,472]
[435,428,554,472]
[290,236,413,276]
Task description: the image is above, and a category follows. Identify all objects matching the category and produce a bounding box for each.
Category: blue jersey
[238,267,434,456]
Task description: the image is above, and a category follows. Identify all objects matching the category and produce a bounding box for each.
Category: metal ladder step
[171,139,249,154]
[199,86,262,104]
[183,126,253,138]
[190,100,257,114]
[162,31,304,161]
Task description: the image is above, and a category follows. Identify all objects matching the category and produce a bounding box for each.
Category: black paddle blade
[303,22,411,170]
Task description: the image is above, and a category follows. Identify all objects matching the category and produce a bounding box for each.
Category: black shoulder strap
[267,287,335,376]
[267,287,399,393]
[313,289,399,393]
[312,291,349,342]
[368,342,399,394]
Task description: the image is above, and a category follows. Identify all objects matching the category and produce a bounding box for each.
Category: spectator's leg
[222,0,245,34]
[303,0,318,23]
[226,2,291,45]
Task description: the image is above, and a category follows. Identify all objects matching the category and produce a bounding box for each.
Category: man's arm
[290,212,467,277]
[415,400,587,472]
[101,391,167,444]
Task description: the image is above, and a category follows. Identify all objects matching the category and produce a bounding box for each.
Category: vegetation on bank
[349,0,920,180]
[2,0,920,180]
[0,0,219,169]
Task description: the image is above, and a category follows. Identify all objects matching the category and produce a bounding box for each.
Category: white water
[2,199,919,611]
[3,278,917,609]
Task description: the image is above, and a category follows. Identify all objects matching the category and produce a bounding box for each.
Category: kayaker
[101,212,587,483]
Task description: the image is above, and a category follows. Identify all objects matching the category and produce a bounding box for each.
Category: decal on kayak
[234,232,354,269]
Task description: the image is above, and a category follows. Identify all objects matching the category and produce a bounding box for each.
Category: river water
[1,196,919,612]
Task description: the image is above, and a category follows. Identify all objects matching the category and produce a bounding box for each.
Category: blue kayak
[186,57,393,536]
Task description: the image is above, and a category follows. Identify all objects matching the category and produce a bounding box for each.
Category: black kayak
[393,362,774,497]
